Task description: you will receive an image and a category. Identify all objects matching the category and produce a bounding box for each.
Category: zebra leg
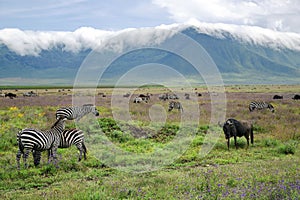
[33,150,41,166]
[47,149,52,164]
[23,149,30,168]
[16,149,22,169]
[76,144,83,162]
[82,142,87,160]
[50,148,59,168]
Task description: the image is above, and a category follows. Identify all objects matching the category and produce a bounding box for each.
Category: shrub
[277,140,297,155]
[262,138,279,147]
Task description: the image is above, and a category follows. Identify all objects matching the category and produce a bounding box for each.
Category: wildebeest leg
[234,136,237,149]
[246,135,250,149]
[227,139,230,150]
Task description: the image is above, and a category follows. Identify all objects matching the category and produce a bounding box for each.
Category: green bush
[277,140,297,155]
[262,138,279,147]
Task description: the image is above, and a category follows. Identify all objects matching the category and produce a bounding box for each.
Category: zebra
[56,104,99,121]
[168,101,183,112]
[33,129,87,166]
[16,117,66,169]
[249,101,275,112]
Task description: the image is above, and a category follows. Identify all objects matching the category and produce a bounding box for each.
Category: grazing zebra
[249,101,275,112]
[16,117,66,169]
[33,129,87,166]
[56,104,99,121]
[168,101,183,112]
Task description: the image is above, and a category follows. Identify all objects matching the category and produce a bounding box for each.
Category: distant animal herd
[1,88,297,169]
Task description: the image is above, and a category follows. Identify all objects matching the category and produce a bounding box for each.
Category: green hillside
[0,27,300,85]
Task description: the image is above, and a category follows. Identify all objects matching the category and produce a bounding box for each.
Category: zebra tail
[17,132,24,154]
[82,142,87,154]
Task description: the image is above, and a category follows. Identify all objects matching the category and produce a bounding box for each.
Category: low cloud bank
[1,21,300,56]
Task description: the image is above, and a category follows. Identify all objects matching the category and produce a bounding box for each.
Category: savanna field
[0,85,299,199]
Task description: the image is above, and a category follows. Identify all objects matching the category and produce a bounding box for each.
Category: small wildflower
[17,113,24,118]
[9,106,18,111]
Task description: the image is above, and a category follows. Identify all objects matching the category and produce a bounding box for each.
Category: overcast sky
[0,0,300,33]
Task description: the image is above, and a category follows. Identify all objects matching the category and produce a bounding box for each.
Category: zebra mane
[82,104,94,107]
[51,117,65,128]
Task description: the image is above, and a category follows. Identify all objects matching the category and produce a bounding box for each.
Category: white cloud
[152,0,300,33]
[1,22,300,56]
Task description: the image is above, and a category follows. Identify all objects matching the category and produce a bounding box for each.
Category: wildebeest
[223,118,253,150]
[23,91,38,97]
[292,94,300,100]
[184,93,190,99]
[159,93,179,101]
[273,95,283,99]
[158,93,168,101]
[195,92,202,97]
[5,92,17,99]
[97,92,106,97]
[138,94,150,102]
[123,92,130,97]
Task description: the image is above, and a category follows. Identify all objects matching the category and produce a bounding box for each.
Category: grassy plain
[0,84,299,199]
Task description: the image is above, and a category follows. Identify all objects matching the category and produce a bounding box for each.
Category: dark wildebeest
[123,93,130,98]
[223,118,253,150]
[5,93,17,99]
[273,95,283,99]
[138,94,150,102]
[292,94,300,100]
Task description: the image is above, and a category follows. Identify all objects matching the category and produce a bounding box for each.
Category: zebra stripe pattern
[56,104,99,121]
[33,129,87,166]
[57,129,87,161]
[16,117,66,169]
[168,101,183,112]
[249,101,275,112]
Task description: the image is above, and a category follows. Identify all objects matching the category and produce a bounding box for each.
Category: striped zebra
[249,101,275,112]
[168,101,183,112]
[33,129,87,166]
[56,104,99,121]
[16,117,66,169]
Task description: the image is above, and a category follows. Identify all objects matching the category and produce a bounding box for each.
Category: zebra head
[83,104,100,116]
[168,101,175,111]
[268,104,275,113]
[51,117,67,132]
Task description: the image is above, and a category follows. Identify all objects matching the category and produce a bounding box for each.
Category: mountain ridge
[0,24,299,85]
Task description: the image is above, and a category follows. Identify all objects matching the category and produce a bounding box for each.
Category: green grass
[0,85,299,199]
